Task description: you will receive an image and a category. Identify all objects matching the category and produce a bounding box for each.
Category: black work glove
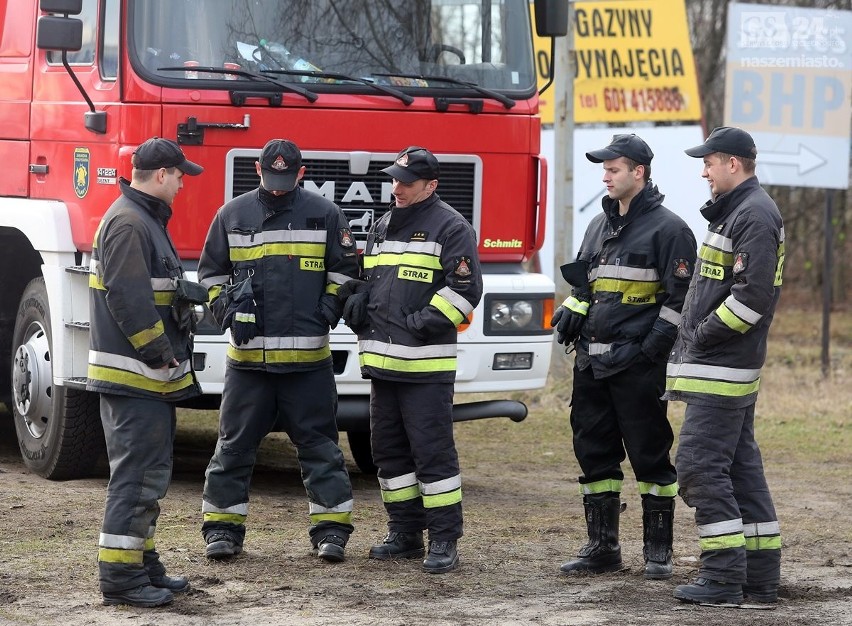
[171,279,208,335]
[404,308,430,341]
[316,294,342,330]
[342,292,369,333]
[550,294,590,345]
[223,297,258,345]
[337,279,368,301]
[640,329,675,363]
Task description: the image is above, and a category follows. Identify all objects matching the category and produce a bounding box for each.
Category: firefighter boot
[368,531,425,560]
[559,493,623,574]
[642,495,675,580]
[102,584,174,608]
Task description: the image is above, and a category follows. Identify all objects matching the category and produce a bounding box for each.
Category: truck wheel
[346,430,377,474]
[11,278,105,479]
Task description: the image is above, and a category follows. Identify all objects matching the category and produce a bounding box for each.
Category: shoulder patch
[733,252,748,274]
[673,258,692,279]
[455,256,472,277]
[339,228,354,248]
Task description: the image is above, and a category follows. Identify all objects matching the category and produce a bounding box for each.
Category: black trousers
[570,358,677,490]
[370,379,462,541]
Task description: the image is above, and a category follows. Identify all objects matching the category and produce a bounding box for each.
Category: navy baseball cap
[259,139,303,191]
[586,134,653,166]
[685,126,758,159]
[133,138,203,175]
[381,146,440,183]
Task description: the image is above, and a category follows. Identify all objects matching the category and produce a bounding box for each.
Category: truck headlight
[483,294,554,336]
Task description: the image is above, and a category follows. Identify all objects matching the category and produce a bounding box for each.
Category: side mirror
[533,0,569,38]
[40,0,83,13]
[36,16,83,51]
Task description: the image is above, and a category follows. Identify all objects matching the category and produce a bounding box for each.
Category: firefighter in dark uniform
[88,138,204,608]
[669,127,784,606]
[340,146,482,574]
[554,134,696,579]
[198,139,358,563]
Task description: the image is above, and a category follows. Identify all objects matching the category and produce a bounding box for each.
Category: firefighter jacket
[573,182,697,379]
[198,186,358,372]
[87,179,201,401]
[665,176,785,409]
[357,193,482,383]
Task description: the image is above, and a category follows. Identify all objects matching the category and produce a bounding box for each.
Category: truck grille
[230,152,480,242]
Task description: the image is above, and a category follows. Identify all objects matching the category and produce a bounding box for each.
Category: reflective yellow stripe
[360,352,457,373]
[203,512,246,525]
[666,376,760,397]
[363,252,442,270]
[637,482,679,497]
[716,303,751,333]
[128,320,165,350]
[745,536,782,551]
[226,346,264,363]
[592,278,661,302]
[422,488,462,508]
[98,548,143,564]
[580,479,623,495]
[209,285,223,300]
[566,296,589,315]
[326,283,340,295]
[700,533,746,551]
[153,291,173,306]
[774,244,785,287]
[309,512,353,525]
[89,273,105,290]
[230,242,326,261]
[699,245,734,266]
[226,345,332,364]
[144,537,155,551]
[381,485,421,503]
[87,365,196,394]
[430,293,464,326]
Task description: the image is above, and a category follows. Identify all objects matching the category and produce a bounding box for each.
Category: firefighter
[88,137,205,607]
[554,134,697,579]
[198,139,358,563]
[669,127,784,606]
[340,146,483,573]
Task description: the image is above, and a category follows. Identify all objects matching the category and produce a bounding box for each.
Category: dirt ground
[1,384,851,626]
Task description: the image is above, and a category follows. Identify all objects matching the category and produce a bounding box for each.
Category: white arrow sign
[760,144,827,176]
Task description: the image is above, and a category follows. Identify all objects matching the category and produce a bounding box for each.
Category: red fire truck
[0,0,566,478]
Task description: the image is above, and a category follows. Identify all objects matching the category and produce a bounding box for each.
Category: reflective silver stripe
[202,500,249,516]
[666,362,761,383]
[723,295,763,325]
[779,226,786,243]
[231,335,329,350]
[698,518,743,537]
[704,231,733,251]
[743,521,781,536]
[228,229,328,246]
[89,350,192,381]
[89,259,98,272]
[99,533,146,550]
[200,275,229,289]
[588,342,612,356]
[309,499,354,514]
[437,286,474,315]
[379,472,418,491]
[593,265,660,281]
[151,277,175,291]
[360,339,457,359]
[373,239,442,256]
[326,272,349,286]
[659,306,682,326]
[419,475,462,495]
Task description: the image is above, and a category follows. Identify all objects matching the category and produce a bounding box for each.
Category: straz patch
[300,258,325,271]
[673,258,691,279]
[454,256,472,277]
[733,252,748,274]
[398,266,433,283]
[624,294,655,305]
[73,147,90,198]
[410,231,428,242]
[339,228,354,248]
[700,262,724,280]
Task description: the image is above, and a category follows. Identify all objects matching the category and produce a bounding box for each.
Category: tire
[10,278,105,479]
[346,430,377,474]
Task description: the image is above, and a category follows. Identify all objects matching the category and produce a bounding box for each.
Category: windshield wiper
[372,73,515,109]
[157,66,318,103]
[260,69,413,105]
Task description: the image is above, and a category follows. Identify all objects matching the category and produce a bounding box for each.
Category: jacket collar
[119,178,173,226]
[700,176,760,223]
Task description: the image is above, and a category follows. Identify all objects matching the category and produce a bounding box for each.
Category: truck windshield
[129,0,535,94]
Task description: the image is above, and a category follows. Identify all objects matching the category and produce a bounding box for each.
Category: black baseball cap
[586,134,653,166]
[259,139,302,191]
[381,146,440,183]
[132,138,203,175]
[685,126,758,159]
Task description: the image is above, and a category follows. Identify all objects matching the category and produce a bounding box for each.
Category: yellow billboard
[570,0,702,124]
